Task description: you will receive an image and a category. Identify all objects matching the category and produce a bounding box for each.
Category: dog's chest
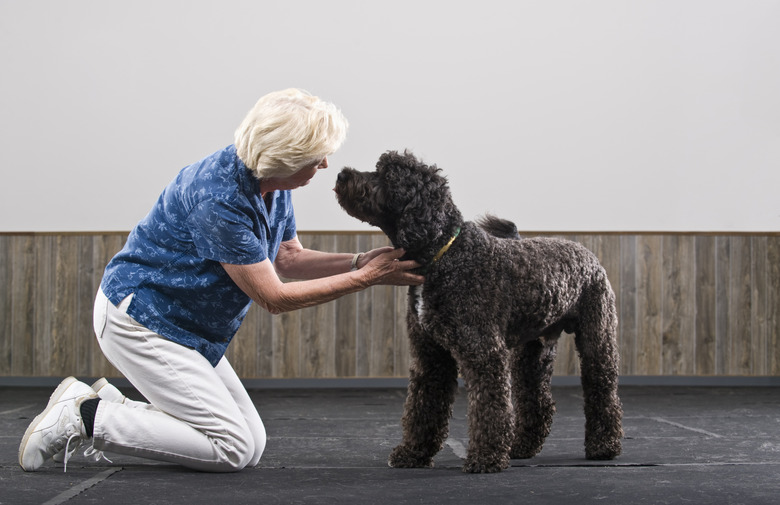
[415,290,427,320]
[409,285,430,325]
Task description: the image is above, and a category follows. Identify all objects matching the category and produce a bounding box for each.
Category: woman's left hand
[355,246,394,269]
[360,248,424,287]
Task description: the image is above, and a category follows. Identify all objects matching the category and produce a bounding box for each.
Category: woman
[19,88,423,472]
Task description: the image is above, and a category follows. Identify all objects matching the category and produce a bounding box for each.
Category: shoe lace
[61,430,82,473]
[83,445,113,465]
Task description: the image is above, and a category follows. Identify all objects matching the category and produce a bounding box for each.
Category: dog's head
[334,150,462,256]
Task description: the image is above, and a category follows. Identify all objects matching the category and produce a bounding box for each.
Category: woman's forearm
[223,259,368,314]
[267,271,370,313]
[277,247,355,279]
[222,249,422,315]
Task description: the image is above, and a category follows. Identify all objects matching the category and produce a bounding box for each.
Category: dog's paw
[388,445,434,469]
[509,446,541,460]
[509,438,544,460]
[585,439,622,460]
[462,455,510,474]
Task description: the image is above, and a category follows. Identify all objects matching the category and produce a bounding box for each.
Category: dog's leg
[389,315,458,469]
[454,337,513,473]
[574,273,623,460]
[509,338,557,459]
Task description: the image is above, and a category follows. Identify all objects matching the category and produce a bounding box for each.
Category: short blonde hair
[234,88,349,178]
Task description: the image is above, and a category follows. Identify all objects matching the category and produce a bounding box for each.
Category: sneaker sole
[18,376,79,470]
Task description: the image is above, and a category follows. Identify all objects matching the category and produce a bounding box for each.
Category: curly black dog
[334,151,623,473]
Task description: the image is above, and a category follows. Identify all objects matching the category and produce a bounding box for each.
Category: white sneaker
[18,377,96,472]
[51,378,125,464]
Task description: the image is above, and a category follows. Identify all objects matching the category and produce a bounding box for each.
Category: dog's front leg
[389,316,458,469]
[510,338,557,459]
[454,336,514,473]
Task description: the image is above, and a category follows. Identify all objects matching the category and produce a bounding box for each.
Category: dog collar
[423,227,461,271]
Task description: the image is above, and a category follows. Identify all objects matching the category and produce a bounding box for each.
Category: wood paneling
[1,231,779,379]
[0,236,11,374]
[694,236,717,375]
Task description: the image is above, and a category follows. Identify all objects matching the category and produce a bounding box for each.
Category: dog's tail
[476,214,520,239]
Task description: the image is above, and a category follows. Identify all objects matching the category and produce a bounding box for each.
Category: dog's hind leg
[574,272,624,460]
[509,338,557,459]
[389,331,458,469]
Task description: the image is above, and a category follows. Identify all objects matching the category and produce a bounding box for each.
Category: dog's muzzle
[336,170,350,185]
[334,168,366,199]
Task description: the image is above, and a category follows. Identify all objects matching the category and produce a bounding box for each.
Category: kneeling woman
[19,88,423,472]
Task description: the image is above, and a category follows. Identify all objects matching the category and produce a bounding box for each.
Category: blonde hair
[234,88,348,178]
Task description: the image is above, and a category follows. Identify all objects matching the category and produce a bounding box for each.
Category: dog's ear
[395,193,426,249]
[395,171,459,250]
[392,168,426,249]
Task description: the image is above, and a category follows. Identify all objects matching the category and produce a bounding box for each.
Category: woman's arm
[221,247,422,315]
[273,236,392,280]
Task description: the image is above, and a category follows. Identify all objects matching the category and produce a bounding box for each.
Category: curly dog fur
[335,151,623,473]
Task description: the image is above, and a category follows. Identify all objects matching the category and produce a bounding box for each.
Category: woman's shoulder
[174,146,245,201]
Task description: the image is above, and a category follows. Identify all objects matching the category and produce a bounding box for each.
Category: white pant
[91,289,266,472]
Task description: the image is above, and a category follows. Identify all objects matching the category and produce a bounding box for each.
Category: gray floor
[1,385,779,505]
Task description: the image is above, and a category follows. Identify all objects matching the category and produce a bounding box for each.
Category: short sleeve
[281,197,297,242]
[186,198,268,265]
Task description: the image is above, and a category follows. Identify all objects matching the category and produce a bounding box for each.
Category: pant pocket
[93,289,109,338]
[117,293,134,313]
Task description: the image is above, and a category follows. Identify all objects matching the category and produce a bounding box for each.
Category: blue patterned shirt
[101,145,297,366]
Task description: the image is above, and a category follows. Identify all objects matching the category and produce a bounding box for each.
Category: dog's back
[476,214,520,240]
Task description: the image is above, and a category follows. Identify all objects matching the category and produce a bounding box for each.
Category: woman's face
[262,157,328,193]
[290,157,329,188]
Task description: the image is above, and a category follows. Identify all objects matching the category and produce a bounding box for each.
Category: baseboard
[1,375,778,389]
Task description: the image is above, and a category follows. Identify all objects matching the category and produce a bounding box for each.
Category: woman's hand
[355,246,394,269]
[360,248,424,287]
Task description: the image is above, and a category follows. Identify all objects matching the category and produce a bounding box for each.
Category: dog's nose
[336,171,349,184]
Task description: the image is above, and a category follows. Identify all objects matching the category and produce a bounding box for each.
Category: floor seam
[40,467,122,505]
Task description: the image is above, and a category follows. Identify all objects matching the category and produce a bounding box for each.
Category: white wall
[1,0,778,232]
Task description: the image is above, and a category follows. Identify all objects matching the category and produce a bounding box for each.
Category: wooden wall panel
[694,236,717,375]
[33,235,54,376]
[1,231,779,380]
[751,237,769,376]
[729,237,753,375]
[769,237,780,375]
[662,235,695,375]
[74,236,95,377]
[636,235,663,375]
[0,236,11,374]
[715,236,731,374]
[10,236,35,375]
[334,235,358,377]
[618,235,637,375]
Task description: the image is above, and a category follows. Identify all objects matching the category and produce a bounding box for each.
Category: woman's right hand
[361,248,424,287]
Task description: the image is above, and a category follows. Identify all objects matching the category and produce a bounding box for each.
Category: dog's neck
[418,227,461,273]
[400,223,463,272]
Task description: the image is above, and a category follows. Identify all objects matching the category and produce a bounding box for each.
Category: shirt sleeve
[281,194,297,242]
[186,197,268,265]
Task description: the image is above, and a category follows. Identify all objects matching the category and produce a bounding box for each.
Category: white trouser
[91,288,266,472]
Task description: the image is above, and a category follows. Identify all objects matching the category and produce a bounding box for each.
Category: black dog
[335,151,623,473]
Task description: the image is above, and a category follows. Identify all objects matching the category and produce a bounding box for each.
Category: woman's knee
[227,417,268,470]
[246,421,266,467]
